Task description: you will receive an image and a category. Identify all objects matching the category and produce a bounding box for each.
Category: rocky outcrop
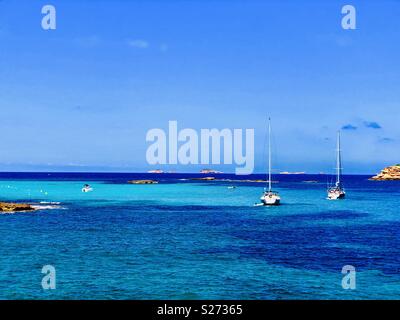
[370,165,400,180]
[128,180,159,184]
[0,202,35,213]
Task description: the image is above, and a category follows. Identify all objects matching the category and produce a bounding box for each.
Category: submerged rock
[190,177,216,181]
[128,180,159,184]
[0,202,35,213]
[370,165,400,180]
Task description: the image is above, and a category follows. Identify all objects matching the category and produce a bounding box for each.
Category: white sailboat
[260,118,281,206]
[327,131,345,200]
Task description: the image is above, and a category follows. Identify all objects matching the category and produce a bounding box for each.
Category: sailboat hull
[262,199,281,206]
[327,189,345,200]
[260,192,281,206]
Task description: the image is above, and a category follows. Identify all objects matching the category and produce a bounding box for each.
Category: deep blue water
[0,172,399,299]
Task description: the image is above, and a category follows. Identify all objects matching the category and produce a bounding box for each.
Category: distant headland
[370,165,400,181]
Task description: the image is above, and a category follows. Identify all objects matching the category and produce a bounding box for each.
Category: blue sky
[0,0,399,174]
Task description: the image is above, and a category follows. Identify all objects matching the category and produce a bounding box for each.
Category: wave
[31,204,64,210]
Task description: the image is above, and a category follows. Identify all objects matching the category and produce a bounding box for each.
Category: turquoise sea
[0,172,399,299]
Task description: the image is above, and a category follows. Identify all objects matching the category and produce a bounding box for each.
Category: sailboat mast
[336,131,342,185]
[268,118,272,192]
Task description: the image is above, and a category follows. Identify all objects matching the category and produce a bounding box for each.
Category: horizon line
[0,171,375,176]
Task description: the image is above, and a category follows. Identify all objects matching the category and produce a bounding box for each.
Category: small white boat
[259,118,281,206]
[260,190,281,205]
[327,131,345,200]
[82,184,93,193]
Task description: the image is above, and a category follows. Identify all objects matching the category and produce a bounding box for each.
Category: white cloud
[127,39,149,49]
[74,35,101,48]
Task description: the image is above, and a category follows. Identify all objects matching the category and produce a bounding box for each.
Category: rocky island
[189,177,275,183]
[200,169,222,174]
[147,169,164,174]
[370,165,400,181]
[0,202,35,213]
[190,177,216,181]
